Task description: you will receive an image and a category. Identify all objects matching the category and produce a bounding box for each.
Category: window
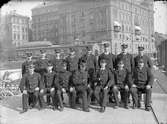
[18,34,20,40]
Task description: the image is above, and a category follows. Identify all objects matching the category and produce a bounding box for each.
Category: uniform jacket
[56,69,72,90]
[43,71,56,88]
[116,53,134,73]
[22,60,34,75]
[51,57,63,72]
[66,55,79,72]
[114,68,131,87]
[79,54,98,71]
[98,53,116,71]
[131,67,154,87]
[34,58,49,76]
[72,70,88,90]
[19,72,43,92]
[95,68,114,88]
[134,55,153,69]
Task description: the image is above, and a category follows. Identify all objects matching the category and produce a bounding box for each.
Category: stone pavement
[0,95,157,124]
[152,93,167,124]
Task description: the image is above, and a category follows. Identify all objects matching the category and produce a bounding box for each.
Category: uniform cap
[138,46,144,51]
[100,58,107,63]
[79,60,87,66]
[26,52,32,57]
[40,49,46,54]
[54,49,61,54]
[28,63,35,69]
[121,44,128,49]
[103,43,110,48]
[47,61,53,67]
[69,47,75,52]
[117,59,124,65]
[138,58,144,63]
[86,46,92,51]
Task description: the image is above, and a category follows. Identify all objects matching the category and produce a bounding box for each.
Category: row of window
[11,17,28,24]
[12,25,28,33]
[119,1,150,16]
[12,33,28,41]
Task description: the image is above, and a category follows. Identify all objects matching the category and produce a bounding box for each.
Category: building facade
[3,11,29,47]
[154,1,167,35]
[32,0,156,55]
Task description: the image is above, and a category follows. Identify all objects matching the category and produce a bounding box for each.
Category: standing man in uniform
[19,64,45,113]
[34,49,49,82]
[98,43,116,72]
[70,60,90,112]
[134,46,153,69]
[52,49,63,73]
[116,44,134,74]
[94,58,114,113]
[130,58,153,111]
[66,47,79,73]
[79,46,97,104]
[22,52,33,76]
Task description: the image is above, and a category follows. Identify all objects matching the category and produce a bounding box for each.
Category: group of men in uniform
[19,43,154,113]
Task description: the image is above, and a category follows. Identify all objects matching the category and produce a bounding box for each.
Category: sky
[1,1,43,18]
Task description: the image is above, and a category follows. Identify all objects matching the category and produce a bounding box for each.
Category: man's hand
[70,87,74,92]
[88,84,90,88]
[94,82,97,86]
[35,87,39,91]
[50,88,55,92]
[62,88,66,93]
[23,90,27,94]
[113,85,117,90]
[104,86,108,90]
[40,89,44,94]
[125,85,129,90]
[146,85,151,89]
[132,84,136,88]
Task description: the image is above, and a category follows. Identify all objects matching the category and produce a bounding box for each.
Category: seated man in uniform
[130,58,153,111]
[19,63,45,113]
[40,62,57,110]
[69,60,90,112]
[94,58,114,113]
[55,60,72,111]
[112,59,131,109]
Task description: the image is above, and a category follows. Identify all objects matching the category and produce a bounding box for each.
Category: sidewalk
[0,95,156,124]
[152,93,167,124]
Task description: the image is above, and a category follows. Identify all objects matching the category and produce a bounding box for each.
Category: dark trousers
[94,86,109,107]
[22,91,45,110]
[41,88,55,106]
[70,88,88,110]
[55,90,64,108]
[130,87,151,107]
[112,85,129,106]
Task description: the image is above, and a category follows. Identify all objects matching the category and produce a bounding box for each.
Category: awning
[135,26,141,31]
[114,21,121,27]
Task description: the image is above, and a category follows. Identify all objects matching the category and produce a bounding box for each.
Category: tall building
[32,0,156,55]
[2,11,30,47]
[154,1,167,34]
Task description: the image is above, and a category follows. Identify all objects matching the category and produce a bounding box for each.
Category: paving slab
[152,93,167,124]
[0,95,156,124]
